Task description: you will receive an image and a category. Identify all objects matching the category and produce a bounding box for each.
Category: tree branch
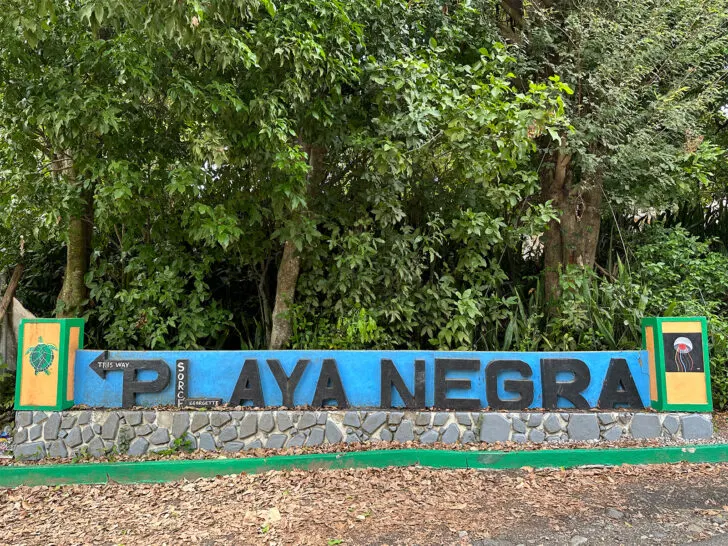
[0,264,24,324]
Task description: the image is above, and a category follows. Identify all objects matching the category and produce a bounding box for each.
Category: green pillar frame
[14,318,85,411]
[641,316,712,412]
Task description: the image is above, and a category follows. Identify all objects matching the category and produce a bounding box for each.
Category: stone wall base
[12,410,714,460]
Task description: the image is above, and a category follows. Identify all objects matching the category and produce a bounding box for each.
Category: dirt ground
[714,412,728,438]
[2,462,728,546]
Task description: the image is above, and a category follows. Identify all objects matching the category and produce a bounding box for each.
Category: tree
[285,15,570,349]
[1,0,362,342]
[80,0,567,350]
[503,0,728,302]
[0,0,567,352]
[0,1,181,317]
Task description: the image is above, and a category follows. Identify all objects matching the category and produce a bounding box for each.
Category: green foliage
[288,34,569,350]
[0,365,15,422]
[71,447,91,464]
[86,247,233,350]
[519,0,728,209]
[290,307,386,350]
[1,0,569,352]
[154,435,196,456]
[542,264,648,352]
[631,226,728,408]
[516,225,728,409]
[1,0,727,410]
[467,262,648,355]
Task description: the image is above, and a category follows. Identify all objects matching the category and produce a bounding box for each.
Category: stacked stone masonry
[11,410,713,460]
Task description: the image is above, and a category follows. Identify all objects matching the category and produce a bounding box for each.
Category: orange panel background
[665,372,708,405]
[644,326,657,401]
[67,326,80,401]
[662,321,703,334]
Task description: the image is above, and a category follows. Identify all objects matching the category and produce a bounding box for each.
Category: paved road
[2,463,728,545]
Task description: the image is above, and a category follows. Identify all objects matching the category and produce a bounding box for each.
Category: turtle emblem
[25,337,57,375]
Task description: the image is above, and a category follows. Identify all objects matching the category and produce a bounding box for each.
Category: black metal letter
[540,358,590,409]
[121,362,171,409]
[380,359,425,408]
[434,358,480,410]
[229,359,265,407]
[485,359,534,410]
[268,359,309,407]
[598,358,645,409]
[312,359,348,408]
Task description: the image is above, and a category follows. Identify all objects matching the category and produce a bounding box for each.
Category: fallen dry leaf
[2,461,728,545]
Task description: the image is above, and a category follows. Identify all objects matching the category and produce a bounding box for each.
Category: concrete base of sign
[11,410,714,460]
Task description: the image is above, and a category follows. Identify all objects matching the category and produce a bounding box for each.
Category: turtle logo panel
[15,319,84,411]
[641,317,712,412]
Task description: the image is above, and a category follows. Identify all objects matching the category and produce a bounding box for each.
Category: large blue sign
[74,350,650,410]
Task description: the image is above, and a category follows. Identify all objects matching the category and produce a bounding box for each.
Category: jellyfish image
[673,336,695,372]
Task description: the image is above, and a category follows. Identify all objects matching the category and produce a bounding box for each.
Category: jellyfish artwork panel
[662,332,705,373]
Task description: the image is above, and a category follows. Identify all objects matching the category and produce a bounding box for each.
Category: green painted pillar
[641,316,712,412]
[14,318,84,411]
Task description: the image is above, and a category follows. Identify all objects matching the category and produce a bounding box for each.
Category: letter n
[380,359,425,408]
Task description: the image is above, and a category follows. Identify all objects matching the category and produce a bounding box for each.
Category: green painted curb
[2,445,727,488]
[466,444,728,468]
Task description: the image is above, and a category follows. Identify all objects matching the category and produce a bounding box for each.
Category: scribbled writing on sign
[175,359,222,408]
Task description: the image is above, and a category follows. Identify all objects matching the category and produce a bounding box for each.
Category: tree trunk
[541,150,603,304]
[268,145,325,349]
[56,160,94,318]
[269,240,301,350]
[257,259,273,348]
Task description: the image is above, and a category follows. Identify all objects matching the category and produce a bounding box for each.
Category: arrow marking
[90,351,171,408]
